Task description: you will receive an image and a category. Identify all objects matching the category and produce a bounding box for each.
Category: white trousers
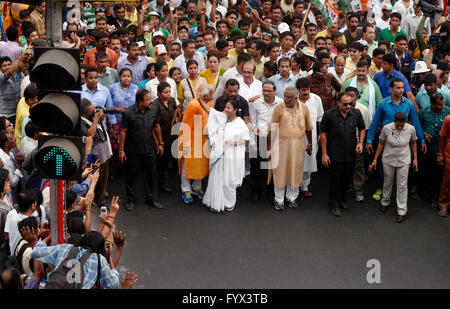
[301,172,311,191]
[274,186,299,204]
[180,158,202,192]
[381,163,409,216]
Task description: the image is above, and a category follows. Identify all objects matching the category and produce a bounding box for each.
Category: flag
[339,0,353,13]
[311,0,334,27]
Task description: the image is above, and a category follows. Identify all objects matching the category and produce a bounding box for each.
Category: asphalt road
[92,167,450,289]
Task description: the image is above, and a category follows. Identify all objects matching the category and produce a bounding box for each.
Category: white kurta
[203,109,250,212]
[303,94,324,173]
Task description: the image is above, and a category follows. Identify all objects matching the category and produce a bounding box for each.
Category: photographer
[80,98,113,209]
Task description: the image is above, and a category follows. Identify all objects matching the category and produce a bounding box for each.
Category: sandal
[302,191,313,198]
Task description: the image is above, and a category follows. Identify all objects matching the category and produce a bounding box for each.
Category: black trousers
[157,142,175,186]
[417,151,443,200]
[329,161,355,207]
[250,136,274,197]
[125,153,158,203]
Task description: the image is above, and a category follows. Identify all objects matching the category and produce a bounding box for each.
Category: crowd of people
[1,0,450,289]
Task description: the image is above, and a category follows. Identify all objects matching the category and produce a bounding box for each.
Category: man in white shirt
[376,4,393,30]
[0,133,23,202]
[4,190,37,255]
[297,78,324,197]
[402,1,431,40]
[248,80,282,202]
[213,53,252,103]
[20,121,39,162]
[172,39,206,79]
[239,62,263,104]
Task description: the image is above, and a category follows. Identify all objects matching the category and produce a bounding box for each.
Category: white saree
[203,108,250,212]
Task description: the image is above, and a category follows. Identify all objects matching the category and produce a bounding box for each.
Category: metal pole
[50,179,58,245]
[46,0,62,47]
[50,179,66,245]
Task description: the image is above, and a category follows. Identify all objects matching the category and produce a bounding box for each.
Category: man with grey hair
[267,86,313,211]
[178,83,214,204]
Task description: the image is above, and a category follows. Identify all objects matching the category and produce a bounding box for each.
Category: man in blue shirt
[389,35,415,72]
[418,92,450,203]
[367,78,427,201]
[81,67,117,127]
[268,57,298,98]
[416,73,450,109]
[117,42,149,85]
[373,53,420,112]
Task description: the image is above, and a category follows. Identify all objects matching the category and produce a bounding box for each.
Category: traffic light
[30,47,82,180]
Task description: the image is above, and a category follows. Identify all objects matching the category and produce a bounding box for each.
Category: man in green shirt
[341,60,383,118]
[377,12,408,46]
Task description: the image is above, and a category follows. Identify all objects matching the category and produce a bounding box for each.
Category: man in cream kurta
[268,87,313,210]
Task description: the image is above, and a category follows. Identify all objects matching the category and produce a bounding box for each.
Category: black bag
[45,246,91,289]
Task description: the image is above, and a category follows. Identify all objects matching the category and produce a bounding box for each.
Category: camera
[429,32,448,47]
[418,0,442,19]
[95,106,116,114]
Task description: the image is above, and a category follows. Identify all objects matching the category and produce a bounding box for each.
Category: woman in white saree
[197,86,250,213]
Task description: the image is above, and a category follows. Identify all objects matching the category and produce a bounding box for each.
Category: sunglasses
[349,49,358,53]
[342,102,352,106]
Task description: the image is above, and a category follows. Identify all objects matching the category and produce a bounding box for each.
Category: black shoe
[330,206,342,217]
[125,202,134,211]
[274,201,284,211]
[154,200,164,209]
[159,185,173,193]
[288,200,298,209]
[379,204,389,213]
[339,201,349,209]
[396,215,406,223]
[147,199,163,209]
[251,191,259,203]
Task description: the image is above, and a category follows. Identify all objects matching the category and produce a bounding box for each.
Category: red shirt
[440,115,450,163]
[83,47,118,69]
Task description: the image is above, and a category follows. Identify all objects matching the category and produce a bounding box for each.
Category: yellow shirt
[200,68,226,88]
[345,57,358,74]
[370,61,382,79]
[252,56,268,80]
[14,97,30,150]
[125,9,138,25]
[228,48,247,59]
[149,57,173,70]
[316,29,347,45]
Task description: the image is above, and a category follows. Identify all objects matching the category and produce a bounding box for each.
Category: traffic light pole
[47,1,63,245]
[50,180,66,245]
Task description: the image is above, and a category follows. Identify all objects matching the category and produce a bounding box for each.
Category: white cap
[412,61,430,74]
[278,22,290,34]
[137,41,145,48]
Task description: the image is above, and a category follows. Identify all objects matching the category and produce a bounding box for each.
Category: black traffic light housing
[30,47,83,180]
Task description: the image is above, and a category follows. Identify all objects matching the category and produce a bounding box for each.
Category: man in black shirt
[320,92,366,217]
[118,89,164,211]
[214,78,250,124]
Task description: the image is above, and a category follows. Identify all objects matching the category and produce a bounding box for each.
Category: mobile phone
[101,206,107,217]
[87,153,99,168]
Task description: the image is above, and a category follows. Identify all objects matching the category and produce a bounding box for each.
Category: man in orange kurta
[178,85,214,203]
